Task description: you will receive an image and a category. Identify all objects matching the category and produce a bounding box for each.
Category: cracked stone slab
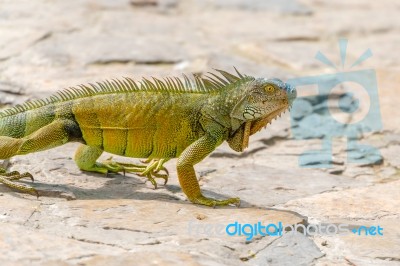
[199,162,365,208]
[313,217,400,265]
[202,0,313,15]
[235,41,326,71]
[80,251,234,266]
[276,180,400,262]
[1,195,305,264]
[0,223,124,265]
[249,232,323,265]
[381,145,400,168]
[0,28,51,60]
[277,180,400,221]
[0,194,41,225]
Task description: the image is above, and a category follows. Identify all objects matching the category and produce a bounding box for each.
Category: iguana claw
[0,168,38,198]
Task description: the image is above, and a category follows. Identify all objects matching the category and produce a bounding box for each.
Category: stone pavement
[0,0,399,265]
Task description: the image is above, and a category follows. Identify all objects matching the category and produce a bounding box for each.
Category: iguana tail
[0,106,61,197]
[0,104,82,159]
[0,106,56,138]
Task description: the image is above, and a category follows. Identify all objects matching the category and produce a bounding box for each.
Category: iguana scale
[0,69,296,207]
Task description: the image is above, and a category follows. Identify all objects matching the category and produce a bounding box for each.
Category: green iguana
[0,69,296,207]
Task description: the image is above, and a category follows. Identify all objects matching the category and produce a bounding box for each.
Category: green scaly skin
[0,69,296,207]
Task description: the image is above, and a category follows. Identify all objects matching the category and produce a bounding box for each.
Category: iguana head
[227,78,296,151]
[230,78,296,124]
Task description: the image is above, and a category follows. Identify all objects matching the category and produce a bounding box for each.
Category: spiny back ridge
[0,69,254,118]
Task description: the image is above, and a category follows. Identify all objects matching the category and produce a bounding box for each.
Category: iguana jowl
[0,69,296,207]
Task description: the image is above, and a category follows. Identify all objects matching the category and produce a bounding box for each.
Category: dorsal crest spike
[168,77,178,92]
[104,80,113,92]
[110,80,120,92]
[182,74,192,89]
[96,81,107,91]
[121,79,132,92]
[113,79,127,92]
[142,78,156,91]
[163,77,173,91]
[175,77,185,92]
[124,77,140,90]
[204,75,224,89]
[153,77,167,91]
[208,71,229,86]
[202,79,216,90]
[214,69,241,83]
[70,87,81,96]
[193,74,205,92]
[233,66,244,78]
[88,83,99,93]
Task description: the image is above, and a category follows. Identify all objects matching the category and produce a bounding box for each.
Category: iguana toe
[190,195,241,207]
[99,159,170,188]
[0,170,38,198]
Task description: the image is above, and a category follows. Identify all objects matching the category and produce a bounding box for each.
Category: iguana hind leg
[74,144,169,188]
[0,119,76,196]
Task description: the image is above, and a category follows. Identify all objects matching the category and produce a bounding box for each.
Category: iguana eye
[265,85,275,93]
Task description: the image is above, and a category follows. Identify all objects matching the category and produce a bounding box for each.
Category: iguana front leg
[74,144,169,187]
[177,134,240,207]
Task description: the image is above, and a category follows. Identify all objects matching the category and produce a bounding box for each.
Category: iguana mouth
[263,105,289,124]
[250,105,290,135]
[240,105,289,149]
